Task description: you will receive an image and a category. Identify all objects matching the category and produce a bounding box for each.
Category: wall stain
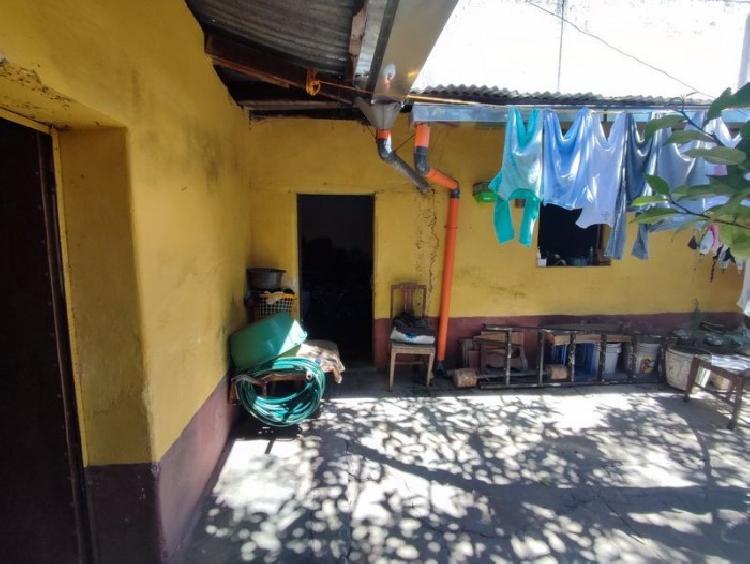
[414,189,439,311]
[0,61,72,108]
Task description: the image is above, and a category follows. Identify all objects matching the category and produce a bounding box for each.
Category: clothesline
[485,106,741,261]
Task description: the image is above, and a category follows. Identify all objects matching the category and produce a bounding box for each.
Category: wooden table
[482,324,666,387]
[684,354,750,430]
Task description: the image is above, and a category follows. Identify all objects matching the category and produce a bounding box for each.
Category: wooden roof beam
[205,35,355,104]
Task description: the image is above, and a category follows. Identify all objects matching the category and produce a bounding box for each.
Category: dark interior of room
[298,195,373,363]
[537,203,603,266]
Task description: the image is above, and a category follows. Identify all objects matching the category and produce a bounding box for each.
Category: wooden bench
[683,354,750,430]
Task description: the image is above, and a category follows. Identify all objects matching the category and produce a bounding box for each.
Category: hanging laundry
[542,108,595,210]
[488,107,544,246]
[654,111,710,188]
[604,113,657,260]
[632,111,711,259]
[699,224,720,256]
[576,112,628,228]
[704,117,742,176]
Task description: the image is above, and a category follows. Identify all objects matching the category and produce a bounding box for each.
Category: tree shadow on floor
[184,383,749,563]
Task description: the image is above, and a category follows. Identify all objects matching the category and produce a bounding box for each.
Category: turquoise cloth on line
[488,108,544,247]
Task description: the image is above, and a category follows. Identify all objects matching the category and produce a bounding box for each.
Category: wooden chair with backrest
[389,283,435,391]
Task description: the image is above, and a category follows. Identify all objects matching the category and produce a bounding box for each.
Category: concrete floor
[184,368,749,563]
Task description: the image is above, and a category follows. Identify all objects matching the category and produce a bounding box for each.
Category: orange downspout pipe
[414,123,459,376]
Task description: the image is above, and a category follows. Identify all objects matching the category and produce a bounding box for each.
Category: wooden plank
[545,332,632,346]
[568,332,577,382]
[505,329,512,385]
[537,330,545,385]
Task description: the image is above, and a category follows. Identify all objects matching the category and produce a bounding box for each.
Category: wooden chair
[389,283,435,391]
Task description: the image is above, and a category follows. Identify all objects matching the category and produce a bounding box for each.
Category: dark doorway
[298,195,373,363]
[0,119,89,562]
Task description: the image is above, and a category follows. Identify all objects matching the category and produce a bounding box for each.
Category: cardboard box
[453,368,478,389]
[546,364,568,380]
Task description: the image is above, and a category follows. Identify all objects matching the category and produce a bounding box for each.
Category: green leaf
[632,195,668,206]
[684,146,747,165]
[704,194,750,219]
[708,88,734,121]
[740,123,750,141]
[708,83,750,120]
[674,217,703,233]
[673,184,738,200]
[646,174,670,196]
[711,171,750,190]
[632,208,683,224]
[645,114,686,140]
[665,130,715,145]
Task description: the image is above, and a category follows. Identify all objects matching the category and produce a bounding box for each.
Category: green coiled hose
[235,357,325,427]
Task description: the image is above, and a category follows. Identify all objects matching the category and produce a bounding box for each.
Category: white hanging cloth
[576,113,628,228]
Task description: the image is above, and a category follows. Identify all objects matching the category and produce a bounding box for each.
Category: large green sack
[229,312,307,371]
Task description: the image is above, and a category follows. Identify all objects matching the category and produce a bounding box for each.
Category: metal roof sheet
[415,84,711,108]
[187,0,358,77]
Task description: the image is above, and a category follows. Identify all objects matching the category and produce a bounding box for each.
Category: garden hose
[234,357,325,427]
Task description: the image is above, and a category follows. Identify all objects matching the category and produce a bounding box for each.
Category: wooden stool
[389,342,435,391]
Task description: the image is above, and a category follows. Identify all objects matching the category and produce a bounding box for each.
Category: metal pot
[246,268,285,290]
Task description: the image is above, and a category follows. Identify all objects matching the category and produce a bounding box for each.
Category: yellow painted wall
[0,1,251,464]
[1,0,741,468]
[248,116,742,321]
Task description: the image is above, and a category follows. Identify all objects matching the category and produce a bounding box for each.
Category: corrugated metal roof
[415,84,710,108]
[187,0,358,77]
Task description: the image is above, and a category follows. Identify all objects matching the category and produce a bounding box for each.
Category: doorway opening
[297,195,374,364]
[0,118,90,562]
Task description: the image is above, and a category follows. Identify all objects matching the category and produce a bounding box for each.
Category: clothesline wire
[524,0,713,99]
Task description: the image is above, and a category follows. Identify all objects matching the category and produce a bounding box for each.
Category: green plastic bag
[473,181,497,203]
[229,312,307,371]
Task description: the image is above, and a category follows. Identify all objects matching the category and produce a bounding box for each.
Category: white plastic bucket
[627,342,660,375]
[665,348,709,391]
[592,343,622,376]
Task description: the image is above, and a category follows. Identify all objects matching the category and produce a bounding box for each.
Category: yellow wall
[248,116,742,321]
[0,1,251,464]
[1,0,741,468]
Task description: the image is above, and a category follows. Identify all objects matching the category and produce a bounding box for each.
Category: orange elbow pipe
[413,122,460,370]
[414,123,459,190]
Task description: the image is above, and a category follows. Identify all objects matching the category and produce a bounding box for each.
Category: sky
[413,0,750,100]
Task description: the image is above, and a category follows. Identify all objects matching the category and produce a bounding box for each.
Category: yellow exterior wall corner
[1,0,253,464]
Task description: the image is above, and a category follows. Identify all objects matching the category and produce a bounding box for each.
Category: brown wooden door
[0,118,89,563]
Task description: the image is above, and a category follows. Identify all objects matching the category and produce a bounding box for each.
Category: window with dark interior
[537,204,609,267]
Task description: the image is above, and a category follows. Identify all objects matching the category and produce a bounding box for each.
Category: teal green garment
[491,182,541,247]
[488,108,544,247]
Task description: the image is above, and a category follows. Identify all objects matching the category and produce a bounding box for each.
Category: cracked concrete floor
[184,371,749,563]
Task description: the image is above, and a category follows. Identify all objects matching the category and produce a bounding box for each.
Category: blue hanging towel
[604,113,656,260]
[542,108,595,210]
[632,110,712,259]
[488,108,544,247]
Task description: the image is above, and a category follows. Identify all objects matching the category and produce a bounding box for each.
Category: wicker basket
[665,348,709,391]
[252,296,295,320]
